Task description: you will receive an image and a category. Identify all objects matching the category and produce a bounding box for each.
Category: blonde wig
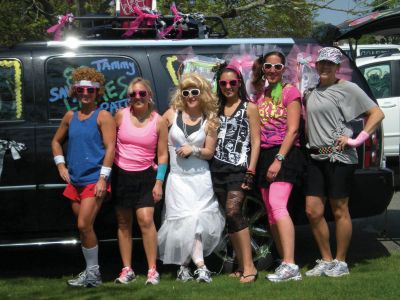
[170,73,219,130]
[68,67,105,99]
[127,77,155,113]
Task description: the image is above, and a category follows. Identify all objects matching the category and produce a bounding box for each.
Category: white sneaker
[177,265,194,282]
[323,259,350,277]
[67,265,102,287]
[145,267,160,285]
[267,263,302,282]
[305,259,335,277]
[115,266,136,284]
[194,266,212,283]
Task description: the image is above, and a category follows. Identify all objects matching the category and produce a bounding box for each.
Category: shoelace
[147,268,158,279]
[120,267,132,278]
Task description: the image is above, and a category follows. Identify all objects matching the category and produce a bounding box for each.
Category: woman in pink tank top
[112,77,168,285]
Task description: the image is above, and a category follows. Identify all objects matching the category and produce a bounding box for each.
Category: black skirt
[256,146,305,188]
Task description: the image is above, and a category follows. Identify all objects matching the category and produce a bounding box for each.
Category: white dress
[157,113,225,265]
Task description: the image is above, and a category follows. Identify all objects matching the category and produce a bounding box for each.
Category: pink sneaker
[145,266,160,285]
[115,266,136,284]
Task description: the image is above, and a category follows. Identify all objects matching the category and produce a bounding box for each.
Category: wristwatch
[275,153,285,161]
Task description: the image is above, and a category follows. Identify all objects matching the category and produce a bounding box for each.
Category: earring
[262,74,266,81]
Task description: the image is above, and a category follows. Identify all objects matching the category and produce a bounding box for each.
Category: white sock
[82,245,99,269]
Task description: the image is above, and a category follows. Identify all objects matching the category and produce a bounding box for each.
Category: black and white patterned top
[211,101,250,172]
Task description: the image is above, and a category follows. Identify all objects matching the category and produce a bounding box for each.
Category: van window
[161,54,223,86]
[359,62,391,99]
[0,59,23,121]
[46,56,140,119]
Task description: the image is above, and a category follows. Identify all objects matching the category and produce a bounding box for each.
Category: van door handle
[380,104,396,108]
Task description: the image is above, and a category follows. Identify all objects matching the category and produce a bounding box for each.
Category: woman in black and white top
[211,63,260,283]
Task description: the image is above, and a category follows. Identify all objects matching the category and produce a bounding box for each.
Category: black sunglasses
[181,89,201,97]
[129,90,148,98]
[263,63,284,71]
[76,86,97,94]
[219,79,240,87]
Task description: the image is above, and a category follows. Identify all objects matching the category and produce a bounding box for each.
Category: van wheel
[213,195,274,273]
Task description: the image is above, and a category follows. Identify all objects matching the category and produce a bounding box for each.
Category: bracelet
[156,163,168,181]
[191,145,202,157]
[100,166,112,178]
[54,155,65,165]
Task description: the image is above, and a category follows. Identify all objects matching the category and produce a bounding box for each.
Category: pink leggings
[260,182,293,225]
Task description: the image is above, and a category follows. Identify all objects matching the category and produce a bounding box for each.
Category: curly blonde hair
[68,67,105,99]
[170,73,219,130]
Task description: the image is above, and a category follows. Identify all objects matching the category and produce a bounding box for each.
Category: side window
[46,56,140,119]
[360,63,392,99]
[0,59,23,121]
[161,54,224,87]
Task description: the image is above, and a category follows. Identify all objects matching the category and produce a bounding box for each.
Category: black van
[0,7,397,252]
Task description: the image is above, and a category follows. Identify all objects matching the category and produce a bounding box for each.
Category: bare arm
[153,115,169,202]
[98,110,116,168]
[162,107,176,128]
[336,106,385,150]
[51,111,73,183]
[246,102,261,171]
[200,125,218,160]
[363,106,385,134]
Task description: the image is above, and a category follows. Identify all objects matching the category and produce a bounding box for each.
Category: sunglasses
[263,63,284,71]
[181,89,201,97]
[76,86,97,94]
[219,79,240,87]
[129,90,148,98]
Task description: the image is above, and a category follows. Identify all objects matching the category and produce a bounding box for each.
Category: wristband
[347,130,370,148]
[100,166,112,178]
[156,163,168,181]
[191,145,202,157]
[54,155,65,165]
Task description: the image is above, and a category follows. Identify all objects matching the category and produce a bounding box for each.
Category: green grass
[1,254,400,300]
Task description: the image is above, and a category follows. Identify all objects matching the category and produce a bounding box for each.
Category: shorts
[111,165,156,209]
[211,172,245,197]
[256,146,305,188]
[305,158,356,199]
[63,182,111,202]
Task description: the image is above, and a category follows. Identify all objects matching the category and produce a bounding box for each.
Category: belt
[309,146,341,155]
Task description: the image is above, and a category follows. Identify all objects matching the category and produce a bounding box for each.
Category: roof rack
[62,14,228,40]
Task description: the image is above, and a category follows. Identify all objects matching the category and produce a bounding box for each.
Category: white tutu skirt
[157,171,225,265]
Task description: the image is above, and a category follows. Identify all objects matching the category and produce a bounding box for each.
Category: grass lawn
[1,253,400,300]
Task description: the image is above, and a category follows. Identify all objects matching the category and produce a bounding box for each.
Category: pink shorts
[63,183,111,202]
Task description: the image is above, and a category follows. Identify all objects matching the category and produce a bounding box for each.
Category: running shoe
[115,266,136,284]
[266,262,302,282]
[67,265,102,287]
[305,259,336,277]
[194,266,212,283]
[177,265,194,282]
[323,259,350,277]
[145,267,160,285]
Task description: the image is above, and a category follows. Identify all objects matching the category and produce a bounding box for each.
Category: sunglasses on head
[181,88,201,97]
[219,79,240,87]
[263,63,284,71]
[76,86,97,94]
[129,90,148,98]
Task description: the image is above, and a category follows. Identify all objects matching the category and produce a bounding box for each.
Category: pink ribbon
[47,13,74,41]
[122,6,159,37]
[159,3,183,39]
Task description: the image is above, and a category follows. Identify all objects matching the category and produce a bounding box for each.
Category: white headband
[74,80,100,88]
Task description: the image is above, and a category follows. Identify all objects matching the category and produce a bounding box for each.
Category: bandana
[316,47,342,65]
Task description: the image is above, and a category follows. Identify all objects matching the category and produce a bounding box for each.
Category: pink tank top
[114,107,159,171]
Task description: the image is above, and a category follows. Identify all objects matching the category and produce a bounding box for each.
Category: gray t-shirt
[305,80,377,164]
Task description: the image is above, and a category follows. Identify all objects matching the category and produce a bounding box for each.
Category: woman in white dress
[158,73,225,283]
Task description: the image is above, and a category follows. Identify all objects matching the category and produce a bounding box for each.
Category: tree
[0,0,378,46]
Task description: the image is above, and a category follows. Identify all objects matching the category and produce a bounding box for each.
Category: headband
[74,80,100,88]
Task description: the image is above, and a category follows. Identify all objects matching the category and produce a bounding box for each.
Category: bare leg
[329,197,352,261]
[274,216,295,264]
[115,207,133,268]
[76,197,103,248]
[306,195,333,261]
[136,207,157,269]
